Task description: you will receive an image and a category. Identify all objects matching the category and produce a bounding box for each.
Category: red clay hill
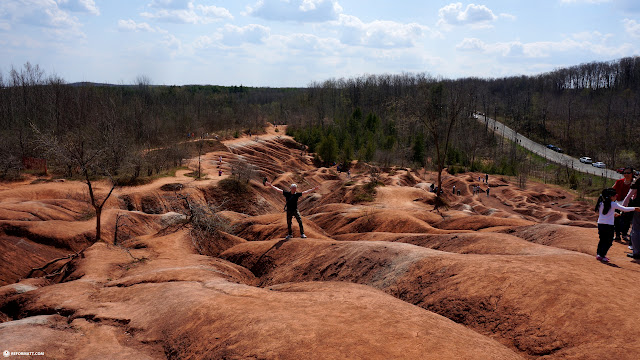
[1,125,637,359]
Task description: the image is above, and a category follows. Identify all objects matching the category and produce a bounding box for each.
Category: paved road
[475,113,619,180]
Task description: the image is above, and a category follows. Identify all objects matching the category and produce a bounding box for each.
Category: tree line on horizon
[1,57,639,187]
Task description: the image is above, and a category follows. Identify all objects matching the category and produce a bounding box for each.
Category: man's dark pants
[287,210,304,236]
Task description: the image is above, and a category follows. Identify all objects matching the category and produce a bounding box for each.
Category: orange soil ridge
[1,124,637,359]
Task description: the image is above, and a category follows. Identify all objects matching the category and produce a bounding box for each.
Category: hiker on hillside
[623,178,640,258]
[265,181,319,239]
[596,188,640,262]
[613,167,634,242]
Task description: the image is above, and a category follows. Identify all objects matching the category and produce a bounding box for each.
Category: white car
[579,157,592,164]
[592,162,606,169]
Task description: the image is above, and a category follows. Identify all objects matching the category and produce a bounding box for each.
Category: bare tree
[178,195,232,255]
[407,81,466,205]
[32,124,117,242]
[196,140,205,179]
[231,158,257,184]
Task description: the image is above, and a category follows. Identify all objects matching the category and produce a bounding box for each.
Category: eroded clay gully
[1,125,639,360]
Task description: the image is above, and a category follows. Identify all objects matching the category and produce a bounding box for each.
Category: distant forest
[1,57,639,184]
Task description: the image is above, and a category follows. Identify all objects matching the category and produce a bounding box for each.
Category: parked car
[579,157,593,164]
[617,168,627,174]
[593,162,606,169]
[545,144,563,152]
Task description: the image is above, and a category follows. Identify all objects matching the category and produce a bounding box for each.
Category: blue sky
[1,0,639,87]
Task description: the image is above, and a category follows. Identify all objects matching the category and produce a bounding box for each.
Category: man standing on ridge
[265,181,319,239]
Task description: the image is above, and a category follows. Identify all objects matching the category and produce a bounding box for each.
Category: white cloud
[197,5,232,19]
[221,24,270,45]
[160,33,184,57]
[334,14,438,49]
[456,31,634,59]
[271,33,342,53]
[456,37,487,52]
[0,0,85,38]
[148,0,191,9]
[437,3,497,29]
[141,2,232,24]
[141,9,198,23]
[623,18,640,38]
[455,37,518,56]
[191,24,270,49]
[118,19,156,32]
[499,13,516,21]
[193,34,221,49]
[57,0,100,15]
[246,0,342,22]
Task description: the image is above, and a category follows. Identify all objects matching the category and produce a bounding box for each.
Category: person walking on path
[486,187,490,197]
[596,188,640,262]
[265,181,319,239]
[613,167,634,242]
[623,178,640,258]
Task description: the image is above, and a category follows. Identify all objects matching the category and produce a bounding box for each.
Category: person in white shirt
[595,188,640,262]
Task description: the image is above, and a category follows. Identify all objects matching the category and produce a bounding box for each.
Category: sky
[1,0,640,87]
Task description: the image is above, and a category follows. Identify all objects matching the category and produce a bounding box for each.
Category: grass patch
[218,177,250,193]
[352,181,383,203]
[184,171,207,179]
[114,166,191,187]
[513,143,612,198]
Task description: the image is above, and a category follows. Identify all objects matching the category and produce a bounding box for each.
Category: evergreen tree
[365,112,380,133]
[318,133,338,163]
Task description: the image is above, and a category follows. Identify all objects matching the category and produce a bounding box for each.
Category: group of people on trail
[336,163,351,178]
[595,167,640,262]
[429,183,443,194]
[429,176,490,197]
[265,181,319,239]
[471,185,489,196]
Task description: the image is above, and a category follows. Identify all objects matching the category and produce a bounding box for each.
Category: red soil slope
[1,124,636,360]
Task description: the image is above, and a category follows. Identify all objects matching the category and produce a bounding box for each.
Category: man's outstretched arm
[265,181,284,194]
[302,185,320,195]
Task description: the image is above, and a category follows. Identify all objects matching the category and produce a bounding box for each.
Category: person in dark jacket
[266,182,319,239]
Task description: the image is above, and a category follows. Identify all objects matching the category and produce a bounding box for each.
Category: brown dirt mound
[220,238,640,359]
[1,239,520,360]
[1,131,634,360]
[435,215,534,230]
[333,231,569,256]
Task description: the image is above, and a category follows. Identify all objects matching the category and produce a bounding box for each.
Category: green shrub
[218,177,249,193]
